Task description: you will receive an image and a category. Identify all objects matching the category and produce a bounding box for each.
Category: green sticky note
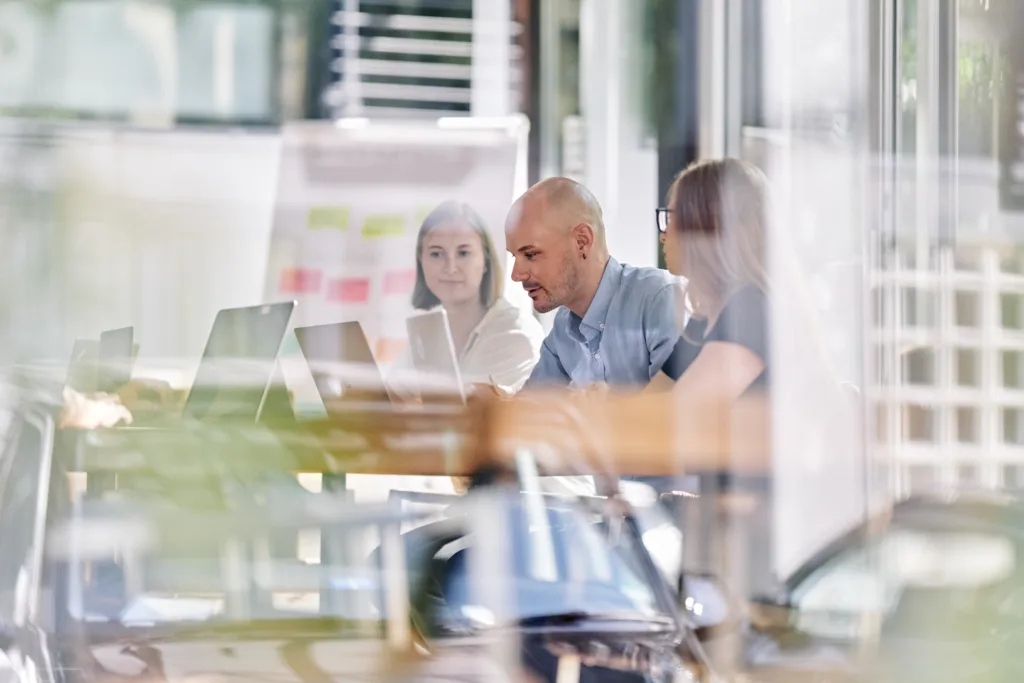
[307,206,350,231]
[361,213,406,238]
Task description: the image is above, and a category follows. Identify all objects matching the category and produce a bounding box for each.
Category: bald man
[505,177,683,389]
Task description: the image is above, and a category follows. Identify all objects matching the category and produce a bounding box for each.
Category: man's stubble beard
[539,251,580,314]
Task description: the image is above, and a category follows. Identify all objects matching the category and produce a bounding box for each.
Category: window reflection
[791,527,1016,642]
[423,494,667,628]
[0,0,280,124]
[884,0,1024,488]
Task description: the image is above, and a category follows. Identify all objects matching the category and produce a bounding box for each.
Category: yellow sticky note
[361,214,406,238]
[307,206,350,231]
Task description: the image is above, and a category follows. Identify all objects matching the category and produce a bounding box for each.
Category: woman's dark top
[658,285,770,389]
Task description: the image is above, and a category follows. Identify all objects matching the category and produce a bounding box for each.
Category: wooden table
[60,391,772,479]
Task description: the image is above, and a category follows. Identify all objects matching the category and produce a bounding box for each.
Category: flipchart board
[262,118,531,372]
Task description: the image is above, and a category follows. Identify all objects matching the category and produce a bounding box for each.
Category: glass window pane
[0,0,277,123]
[956,348,981,386]
[177,4,275,121]
[903,347,936,385]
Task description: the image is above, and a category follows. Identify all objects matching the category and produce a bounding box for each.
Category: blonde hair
[411,201,504,310]
[671,158,849,403]
[669,158,770,322]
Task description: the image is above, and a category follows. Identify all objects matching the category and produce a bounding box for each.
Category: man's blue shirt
[525,258,682,389]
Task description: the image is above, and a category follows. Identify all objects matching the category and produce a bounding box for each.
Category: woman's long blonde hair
[671,158,850,412]
[668,157,770,322]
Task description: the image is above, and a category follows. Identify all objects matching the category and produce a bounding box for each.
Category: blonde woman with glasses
[651,158,772,398]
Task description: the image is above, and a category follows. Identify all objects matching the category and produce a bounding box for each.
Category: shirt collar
[569,257,623,340]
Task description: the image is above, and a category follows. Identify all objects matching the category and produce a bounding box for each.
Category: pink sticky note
[279,268,323,294]
[327,277,371,303]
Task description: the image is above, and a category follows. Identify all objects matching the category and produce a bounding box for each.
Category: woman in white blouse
[392,200,544,397]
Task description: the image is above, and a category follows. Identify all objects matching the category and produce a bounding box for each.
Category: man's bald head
[507,177,606,246]
[504,177,611,316]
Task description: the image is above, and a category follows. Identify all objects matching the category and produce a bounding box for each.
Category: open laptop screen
[295,321,391,405]
[97,326,134,393]
[406,309,466,403]
[182,302,295,421]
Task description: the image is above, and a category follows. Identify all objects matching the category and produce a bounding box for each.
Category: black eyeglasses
[656,207,672,234]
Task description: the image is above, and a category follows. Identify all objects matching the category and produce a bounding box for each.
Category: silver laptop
[294,321,393,406]
[181,302,297,421]
[405,309,466,404]
[97,326,135,393]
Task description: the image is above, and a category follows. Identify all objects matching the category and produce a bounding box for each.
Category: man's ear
[572,223,595,251]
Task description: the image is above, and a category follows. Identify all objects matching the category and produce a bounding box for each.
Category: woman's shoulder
[488,298,543,329]
[717,284,769,323]
[728,283,769,307]
[706,284,769,350]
